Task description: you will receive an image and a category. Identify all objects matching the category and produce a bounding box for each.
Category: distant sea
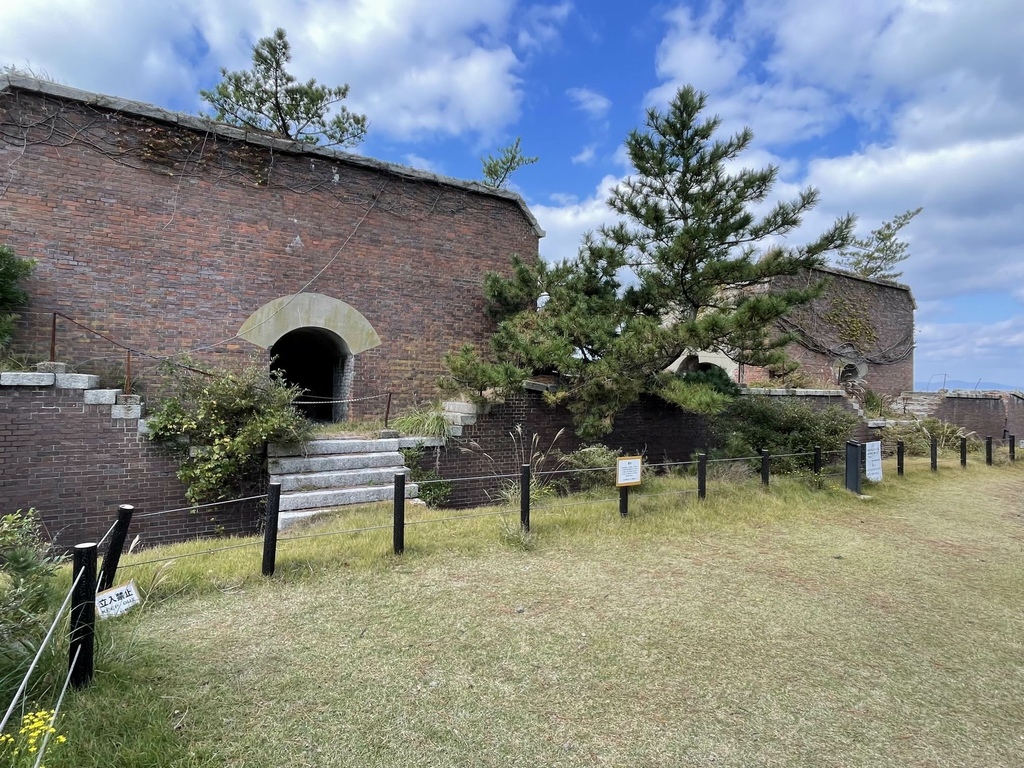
[913,379,1020,392]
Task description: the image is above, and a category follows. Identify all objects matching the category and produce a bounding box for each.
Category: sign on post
[96,581,140,619]
[616,456,643,487]
[865,441,883,482]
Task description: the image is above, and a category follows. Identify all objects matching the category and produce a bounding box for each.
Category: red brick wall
[930,392,1023,442]
[762,269,915,396]
[0,89,538,416]
[0,385,259,551]
[424,392,714,507]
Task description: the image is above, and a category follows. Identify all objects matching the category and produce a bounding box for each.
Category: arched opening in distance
[270,328,347,422]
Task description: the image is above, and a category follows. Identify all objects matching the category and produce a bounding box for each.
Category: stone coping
[740,388,845,396]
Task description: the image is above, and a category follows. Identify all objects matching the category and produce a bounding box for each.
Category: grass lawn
[30,460,1024,766]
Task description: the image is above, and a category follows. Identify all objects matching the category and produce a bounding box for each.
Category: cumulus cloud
[571,144,597,164]
[0,0,549,141]
[531,173,622,263]
[566,86,611,119]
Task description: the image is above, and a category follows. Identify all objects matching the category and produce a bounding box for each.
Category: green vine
[821,295,877,349]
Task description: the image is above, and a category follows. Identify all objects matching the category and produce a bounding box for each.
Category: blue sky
[2,0,1022,388]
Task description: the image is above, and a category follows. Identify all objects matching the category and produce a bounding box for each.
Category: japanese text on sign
[865,441,883,482]
[96,581,140,619]
[616,456,643,487]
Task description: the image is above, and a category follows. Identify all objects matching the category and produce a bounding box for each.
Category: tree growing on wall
[481,137,538,189]
[0,244,34,353]
[200,28,368,148]
[837,207,922,281]
[445,86,854,438]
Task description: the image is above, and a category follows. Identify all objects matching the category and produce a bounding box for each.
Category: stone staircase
[267,436,441,529]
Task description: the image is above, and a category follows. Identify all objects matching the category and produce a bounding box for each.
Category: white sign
[865,441,883,482]
[96,581,140,619]
[616,456,643,487]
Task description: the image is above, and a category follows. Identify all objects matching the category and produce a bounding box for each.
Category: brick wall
[0,88,539,416]
[0,384,259,551]
[757,268,915,396]
[425,392,710,507]
[927,391,1024,442]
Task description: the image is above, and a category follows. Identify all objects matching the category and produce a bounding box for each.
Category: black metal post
[760,449,770,486]
[520,464,531,532]
[97,504,134,592]
[897,440,905,477]
[261,484,281,577]
[697,453,707,500]
[986,436,993,466]
[845,441,862,495]
[393,474,405,555]
[930,437,938,472]
[384,392,393,428]
[70,542,97,689]
[960,437,967,468]
[813,446,822,475]
[619,485,629,517]
[1010,435,1016,462]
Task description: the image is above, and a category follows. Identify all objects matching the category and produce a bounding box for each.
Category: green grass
[24,459,1024,766]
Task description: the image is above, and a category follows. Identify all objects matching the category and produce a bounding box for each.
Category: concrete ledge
[83,389,121,405]
[111,404,142,419]
[36,362,67,373]
[397,437,445,449]
[945,390,1001,400]
[56,373,101,389]
[443,400,489,415]
[741,388,845,396]
[0,372,55,386]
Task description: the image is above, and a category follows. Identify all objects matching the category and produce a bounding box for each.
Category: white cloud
[403,153,443,174]
[0,0,537,141]
[517,1,573,51]
[571,144,597,164]
[566,86,611,119]
[531,174,622,263]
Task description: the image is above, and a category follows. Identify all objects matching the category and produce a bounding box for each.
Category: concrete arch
[237,293,381,353]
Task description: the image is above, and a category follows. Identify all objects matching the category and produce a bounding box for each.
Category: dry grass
[40,460,1024,767]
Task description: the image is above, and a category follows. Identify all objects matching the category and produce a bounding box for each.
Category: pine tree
[200,28,368,148]
[446,86,854,438]
[0,244,34,351]
[481,137,538,189]
[837,207,922,281]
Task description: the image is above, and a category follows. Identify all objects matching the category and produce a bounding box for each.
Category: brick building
[739,266,915,395]
[0,75,543,418]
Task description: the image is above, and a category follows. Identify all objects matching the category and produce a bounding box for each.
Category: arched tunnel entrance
[270,327,348,422]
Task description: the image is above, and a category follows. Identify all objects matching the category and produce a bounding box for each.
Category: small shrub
[147,361,313,503]
[881,418,981,457]
[558,444,620,491]
[399,446,451,508]
[712,396,859,472]
[1,510,61,704]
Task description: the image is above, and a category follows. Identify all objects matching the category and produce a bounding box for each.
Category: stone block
[83,389,121,405]
[0,372,55,386]
[115,394,142,406]
[36,361,68,374]
[111,404,142,420]
[56,373,101,389]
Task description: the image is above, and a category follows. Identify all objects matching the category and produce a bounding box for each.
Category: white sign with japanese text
[96,581,140,619]
[616,456,643,487]
[865,441,883,482]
